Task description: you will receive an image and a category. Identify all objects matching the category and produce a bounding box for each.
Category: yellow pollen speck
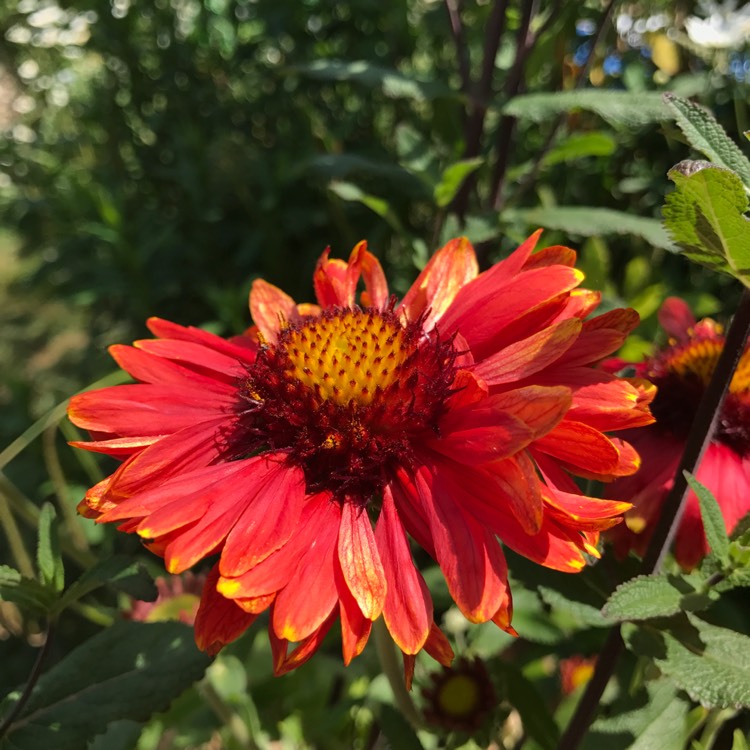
[282,310,410,406]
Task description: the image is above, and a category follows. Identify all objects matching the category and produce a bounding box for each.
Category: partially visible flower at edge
[559,655,597,695]
[68,232,654,683]
[126,571,205,625]
[684,0,750,50]
[606,296,750,570]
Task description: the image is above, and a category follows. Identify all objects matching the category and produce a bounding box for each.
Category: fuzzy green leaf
[504,206,676,250]
[663,161,750,285]
[0,621,211,750]
[603,574,717,622]
[625,615,750,708]
[504,90,669,127]
[664,93,750,189]
[433,158,484,207]
[36,504,64,594]
[685,471,730,563]
[537,586,608,628]
[0,565,56,615]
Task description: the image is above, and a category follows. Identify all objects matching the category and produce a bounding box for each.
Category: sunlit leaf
[685,471,730,564]
[0,622,211,750]
[663,161,750,285]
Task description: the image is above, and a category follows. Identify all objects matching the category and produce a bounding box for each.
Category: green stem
[0,488,34,579]
[199,680,257,750]
[0,620,55,741]
[0,472,95,569]
[372,618,423,730]
[42,425,91,556]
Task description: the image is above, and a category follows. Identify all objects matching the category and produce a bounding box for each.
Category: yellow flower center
[437,674,481,717]
[281,310,407,406]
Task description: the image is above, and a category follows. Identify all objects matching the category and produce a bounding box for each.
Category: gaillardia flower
[606,297,750,569]
[69,233,653,680]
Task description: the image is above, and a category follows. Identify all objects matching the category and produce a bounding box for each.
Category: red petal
[272,501,340,642]
[440,266,584,358]
[69,435,160,456]
[487,453,544,535]
[534,420,620,474]
[415,466,510,623]
[194,565,258,655]
[103,416,231,503]
[358,244,389,308]
[336,561,372,665]
[68,385,233,437]
[313,247,351,307]
[486,386,572,439]
[659,297,695,341]
[398,237,479,329]
[111,345,237,392]
[523,244,576,269]
[217,494,333,599]
[472,318,582,384]
[219,461,306,576]
[423,622,454,666]
[134,339,249,380]
[249,279,298,342]
[375,487,432,654]
[145,317,258,361]
[338,502,387,620]
[271,611,338,676]
[567,378,656,431]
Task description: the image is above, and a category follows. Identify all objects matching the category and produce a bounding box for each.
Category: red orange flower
[606,297,750,569]
[68,233,652,679]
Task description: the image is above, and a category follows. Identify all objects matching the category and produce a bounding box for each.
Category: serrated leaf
[663,160,750,284]
[433,158,484,207]
[0,566,56,615]
[685,471,730,563]
[36,504,64,594]
[504,206,676,250]
[504,90,669,127]
[603,574,717,622]
[537,586,608,628]
[0,621,211,750]
[492,662,559,750]
[626,615,750,708]
[53,555,157,615]
[292,60,454,101]
[664,93,750,189]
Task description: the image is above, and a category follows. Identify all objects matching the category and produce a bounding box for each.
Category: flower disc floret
[234,306,457,500]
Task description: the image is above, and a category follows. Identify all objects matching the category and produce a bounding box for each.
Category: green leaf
[53,555,157,615]
[86,721,142,750]
[328,181,406,234]
[685,471,730,563]
[504,90,669,127]
[663,161,750,285]
[731,728,750,750]
[292,60,454,101]
[36,504,64,594]
[504,206,676,250]
[537,586,609,628]
[664,93,750,189]
[433,158,484,208]
[0,621,211,750]
[603,574,717,622]
[0,565,56,615]
[542,132,617,167]
[588,679,691,750]
[492,662,559,750]
[377,704,424,750]
[624,616,750,708]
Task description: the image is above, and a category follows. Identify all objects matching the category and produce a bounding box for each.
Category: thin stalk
[444,0,471,96]
[556,287,750,750]
[0,472,95,570]
[372,618,423,730]
[0,489,35,579]
[0,621,55,741]
[42,425,91,556]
